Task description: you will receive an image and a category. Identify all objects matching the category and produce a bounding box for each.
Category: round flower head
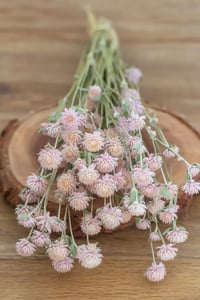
[41,121,61,138]
[163,145,179,158]
[16,238,36,257]
[19,189,39,204]
[81,213,102,236]
[181,180,200,195]
[51,217,66,233]
[77,243,103,269]
[60,108,86,129]
[140,183,160,199]
[31,230,50,247]
[166,227,189,244]
[121,88,141,102]
[121,209,132,224]
[130,99,145,115]
[57,172,77,194]
[136,219,150,230]
[17,214,36,228]
[113,171,126,191]
[167,183,178,199]
[147,199,165,215]
[36,211,53,233]
[15,205,33,217]
[188,165,200,177]
[123,196,146,216]
[106,138,124,157]
[52,257,74,273]
[150,232,161,242]
[143,154,162,172]
[47,240,69,261]
[157,244,178,261]
[61,129,82,144]
[94,175,117,198]
[78,164,100,186]
[95,152,118,173]
[61,144,79,163]
[158,205,179,224]
[98,205,122,230]
[68,191,90,211]
[130,114,146,131]
[73,158,86,171]
[133,168,155,188]
[121,169,132,191]
[38,147,62,170]
[83,131,104,152]
[26,173,48,195]
[125,67,143,85]
[88,85,101,101]
[145,262,166,282]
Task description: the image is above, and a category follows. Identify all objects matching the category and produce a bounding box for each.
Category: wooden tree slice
[0,106,200,237]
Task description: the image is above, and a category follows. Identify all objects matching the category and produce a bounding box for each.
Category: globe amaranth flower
[57,172,77,194]
[41,121,62,138]
[106,137,124,157]
[83,131,104,152]
[47,240,69,261]
[157,244,178,261]
[68,191,90,211]
[60,108,86,129]
[94,152,118,173]
[181,180,200,195]
[26,173,48,195]
[166,227,189,244]
[77,243,103,269]
[81,213,102,236]
[38,147,63,170]
[94,174,117,198]
[143,154,162,172]
[52,257,74,273]
[16,238,36,256]
[61,144,79,163]
[133,167,155,188]
[125,67,143,85]
[98,205,123,230]
[61,128,82,144]
[158,205,179,224]
[88,85,102,101]
[136,218,150,230]
[78,164,100,186]
[31,230,51,247]
[123,196,146,217]
[145,262,166,282]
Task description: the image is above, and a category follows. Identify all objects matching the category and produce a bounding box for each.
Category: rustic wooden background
[0,0,200,299]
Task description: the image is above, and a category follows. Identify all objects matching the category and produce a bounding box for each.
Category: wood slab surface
[0,1,200,299]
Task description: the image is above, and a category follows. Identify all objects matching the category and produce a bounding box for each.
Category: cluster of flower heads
[15,67,200,281]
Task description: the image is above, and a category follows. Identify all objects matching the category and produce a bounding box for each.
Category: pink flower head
[133,168,155,188]
[188,165,200,177]
[98,205,123,230]
[163,145,179,158]
[130,114,146,131]
[167,182,178,199]
[61,144,79,163]
[121,209,132,224]
[47,240,69,261]
[17,214,36,228]
[147,199,165,215]
[140,183,160,199]
[106,138,124,157]
[125,67,143,85]
[83,131,104,152]
[121,88,141,101]
[88,85,101,101]
[16,238,36,256]
[38,147,62,170]
[145,262,166,282]
[121,169,132,191]
[61,128,82,144]
[81,213,102,236]
[52,257,74,273]
[68,191,90,211]
[41,121,61,138]
[26,173,48,195]
[57,172,77,194]
[19,189,39,204]
[159,205,179,224]
[51,217,67,233]
[31,230,50,247]
[136,218,150,230]
[73,158,86,171]
[60,108,86,129]
[130,100,144,116]
[166,227,189,244]
[113,171,126,191]
[95,152,118,173]
[181,180,200,195]
[143,154,162,172]
[150,232,161,242]
[77,243,103,269]
[123,196,146,216]
[36,211,53,233]
[15,205,33,217]
[78,164,100,186]
[94,175,117,198]
[157,244,178,261]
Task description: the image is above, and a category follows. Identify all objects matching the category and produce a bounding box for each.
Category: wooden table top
[0,1,200,299]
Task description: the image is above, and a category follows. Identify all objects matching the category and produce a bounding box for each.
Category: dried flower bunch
[15,14,200,282]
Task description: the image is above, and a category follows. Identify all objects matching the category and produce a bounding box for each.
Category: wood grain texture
[0,0,200,299]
